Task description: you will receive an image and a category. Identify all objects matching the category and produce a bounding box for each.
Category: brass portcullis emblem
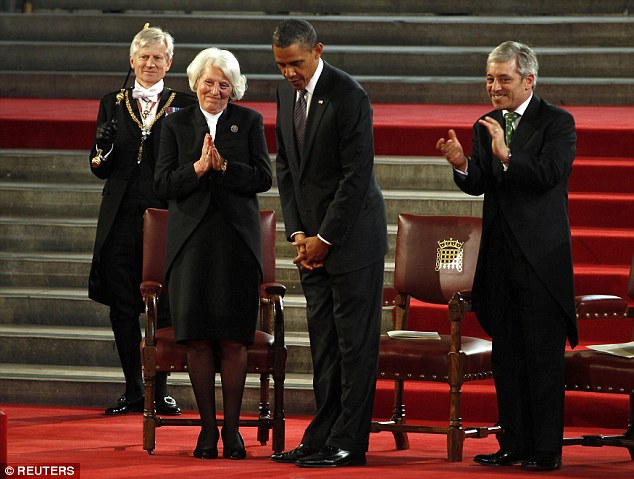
[435,238,464,273]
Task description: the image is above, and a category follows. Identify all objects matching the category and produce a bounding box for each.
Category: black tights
[187,339,247,449]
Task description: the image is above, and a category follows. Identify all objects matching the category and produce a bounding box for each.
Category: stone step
[0,250,395,305]
[0,362,316,415]
[0,216,97,253]
[0,287,396,334]
[4,71,633,105]
[24,0,634,16]
[4,41,633,80]
[0,216,389,263]
[0,182,483,222]
[0,150,458,191]
[0,323,313,374]
[3,13,634,47]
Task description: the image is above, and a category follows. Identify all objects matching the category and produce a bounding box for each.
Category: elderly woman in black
[154,47,272,460]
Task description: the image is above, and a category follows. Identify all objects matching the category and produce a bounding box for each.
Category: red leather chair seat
[565,349,634,394]
[378,335,493,381]
[152,327,277,374]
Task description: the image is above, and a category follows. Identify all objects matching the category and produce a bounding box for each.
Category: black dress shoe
[473,449,527,466]
[222,429,246,460]
[155,396,181,415]
[296,445,366,468]
[104,395,144,415]
[270,443,321,463]
[193,427,219,459]
[522,454,562,471]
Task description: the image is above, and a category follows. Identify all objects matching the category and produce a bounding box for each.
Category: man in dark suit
[436,41,577,471]
[88,26,197,415]
[269,19,388,468]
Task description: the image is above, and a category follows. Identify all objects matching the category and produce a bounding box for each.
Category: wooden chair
[140,208,287,455]
[563,253,634,459]
[371,214,502,462]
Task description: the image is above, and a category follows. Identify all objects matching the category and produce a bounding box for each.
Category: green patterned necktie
[504,111,520,146]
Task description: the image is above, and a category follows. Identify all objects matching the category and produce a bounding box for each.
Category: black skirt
[167,197,260,345]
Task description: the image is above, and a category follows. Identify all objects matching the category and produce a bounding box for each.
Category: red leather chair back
[142,208,276,286]
[142,208,168,285]
[394,214,482,304]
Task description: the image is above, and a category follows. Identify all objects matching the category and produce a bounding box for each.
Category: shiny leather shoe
[522,454,562,471]
[270,443,321,463]
[155,396,181,415]
[193,427,219,460]
[222,429,247,460]
[104,395,144,415]
[473,449,528,466]
[296,445,367,468]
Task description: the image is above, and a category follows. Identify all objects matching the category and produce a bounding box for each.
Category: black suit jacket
[455,94,578,346]
[88,87,197,305]
[275,61,388,274]
[154,103,272,279]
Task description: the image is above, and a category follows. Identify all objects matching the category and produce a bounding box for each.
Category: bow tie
[132,82,163,101]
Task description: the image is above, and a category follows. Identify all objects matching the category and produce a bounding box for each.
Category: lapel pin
[318,100,324,104]
[231,125,239,133]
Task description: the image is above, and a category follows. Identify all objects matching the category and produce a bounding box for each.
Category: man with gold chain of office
[88,25,196,416]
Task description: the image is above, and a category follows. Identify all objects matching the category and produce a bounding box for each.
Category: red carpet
[0,98,633,154]
[2,404,632,479]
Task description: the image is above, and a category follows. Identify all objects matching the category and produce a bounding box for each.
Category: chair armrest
[261,282,287,298]
[456,289,472,304]
[575,294,628,319]
[260,282,286,342]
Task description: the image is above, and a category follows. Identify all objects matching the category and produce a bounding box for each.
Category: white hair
[187,47,247,101]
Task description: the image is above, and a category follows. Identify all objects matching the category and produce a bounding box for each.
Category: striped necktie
[293,89,308,155]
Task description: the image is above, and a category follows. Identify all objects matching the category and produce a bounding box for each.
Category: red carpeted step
[2,99,634,157]
[570,157,634,194]
[374,378,630,429]
[0,410,6,466]
[408,294,634,345]
[569,192,634,229]
[572,227,634,265]
[573,264,631,298]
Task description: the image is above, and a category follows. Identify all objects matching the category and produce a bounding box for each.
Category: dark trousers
[299,259,384,452]
[483,230,567,456]
[102,208,171,400]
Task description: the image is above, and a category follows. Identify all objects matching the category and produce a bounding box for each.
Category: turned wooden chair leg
[390,378,410,450]
[257,374,270,445]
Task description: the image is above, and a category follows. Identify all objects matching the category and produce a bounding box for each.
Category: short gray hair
[129,26,174,62]
[187,47,247,101]
[488,41,539,87]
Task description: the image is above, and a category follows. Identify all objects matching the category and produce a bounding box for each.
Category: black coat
[455,94,578,347]
[275,62,388,273]
[154,103,272,281]
[88,87,197,306]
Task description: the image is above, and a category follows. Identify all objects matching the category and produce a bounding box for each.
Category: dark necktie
[504,111,520,146]
[293,89,308,154]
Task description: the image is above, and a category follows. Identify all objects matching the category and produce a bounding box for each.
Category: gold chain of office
[125,89,176,163]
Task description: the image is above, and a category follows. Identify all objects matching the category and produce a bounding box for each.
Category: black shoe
[473,449,527,466]
[155,396,181,415]
[104,395,144,415]
[270,443,321,463]
[296,445,367,468]
[522,454,562,471]
[222,429,246,460]
[193,427,219,459]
